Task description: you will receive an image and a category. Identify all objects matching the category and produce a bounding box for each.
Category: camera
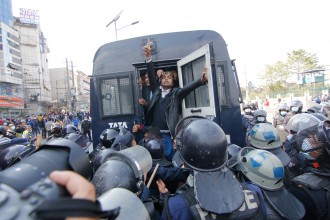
[0,138,92,219]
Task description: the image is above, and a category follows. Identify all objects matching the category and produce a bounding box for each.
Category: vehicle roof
[92,30,229,75]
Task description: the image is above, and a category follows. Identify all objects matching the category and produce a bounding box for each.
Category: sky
[12,0,330,86]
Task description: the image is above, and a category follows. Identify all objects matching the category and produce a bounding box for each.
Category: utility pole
[245,70,249,103]
[106,10,123,41]
[71,61,75,89]
[70,61,76,114]
[66,58,70,109]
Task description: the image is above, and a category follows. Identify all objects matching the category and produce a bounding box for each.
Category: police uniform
[162,174,264,220]
[289,172,330,220]
[161,117,264,220]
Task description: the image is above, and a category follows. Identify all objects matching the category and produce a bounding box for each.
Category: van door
[177,44,216,119]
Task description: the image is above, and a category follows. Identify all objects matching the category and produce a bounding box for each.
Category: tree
[260,49,323,94]
[260,61,288,93]
[287,49,320,75]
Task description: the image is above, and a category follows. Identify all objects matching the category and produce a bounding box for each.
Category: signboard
[0,96,24,108]
[19,8,40,25]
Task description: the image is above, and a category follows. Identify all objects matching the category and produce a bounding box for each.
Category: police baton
[147,163,159,188]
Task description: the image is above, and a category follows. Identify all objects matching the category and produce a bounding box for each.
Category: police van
[91,30,245,149]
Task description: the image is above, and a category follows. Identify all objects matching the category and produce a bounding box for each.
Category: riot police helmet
[228,144,241,160]
[249,123,290,166]
[320,102,330,117]
[237,147,284,191]
[307,105,322,114]
[92,148,116,172]
[286,113,325,134]
[175,116,228,172]
[242,104,252,114]
[289,100,303,113]
[110,127,135,151]
[65,124,79,135]
[0,144,35,170]
[278,103,289,111]
[99,128,120,148]
[143,138,163,160]
[0,126,7,136]
[249,123,282,150]
[65,132,88,149]
[227,144,241,168]
[254,109,267,117]
[92,146,152,197]
[317,120,330,155]
[253,109,267,122]
[142,137,171,166]
[50,123,62,137]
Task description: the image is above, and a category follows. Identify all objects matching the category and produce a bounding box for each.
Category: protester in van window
[134,40,208,161]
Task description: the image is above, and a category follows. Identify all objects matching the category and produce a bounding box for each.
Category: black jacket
[145,61,206,137]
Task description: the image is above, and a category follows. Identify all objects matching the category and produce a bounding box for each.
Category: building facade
[0,0,24,118]
[14,17,52,115]
[49,66,90,114]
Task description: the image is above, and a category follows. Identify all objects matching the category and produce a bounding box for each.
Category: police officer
[288,120,330,220]
[47,123,63,141]
[248,123,291,167]
[91,145,155,218]
[273,102,290,143]
[246,109,271,145]
[89,127,120,162]
[284,113,328,182]
[242,104,254,134]
[286,99,303,121]
[110,127,136,151]
[157,116,264,220]
[235,147,305,219]
[143,137,190,199]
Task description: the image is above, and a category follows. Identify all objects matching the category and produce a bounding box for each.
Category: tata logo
[108,122,128,129]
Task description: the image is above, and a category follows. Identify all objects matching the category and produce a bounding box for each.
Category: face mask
[291,106,299,113]
[280,111,287,116]
[301,138,316,160]
[3,123,7,126]
[244,109,251,113]
[287,134,293,141]
[257,116,265,122]
[10,126,15,131]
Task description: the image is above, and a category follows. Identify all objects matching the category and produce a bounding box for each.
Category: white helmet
[237,147,284,191]
[286,113,326,133]
[249,123,282,149]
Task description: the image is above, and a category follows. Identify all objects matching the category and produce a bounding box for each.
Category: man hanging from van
[137,40,208,160]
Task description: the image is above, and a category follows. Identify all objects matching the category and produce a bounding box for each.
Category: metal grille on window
[216,64,228,106]
[101,76,134,116]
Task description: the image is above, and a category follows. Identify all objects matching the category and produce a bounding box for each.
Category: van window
[181,56,210,108]
[100,74,134,116]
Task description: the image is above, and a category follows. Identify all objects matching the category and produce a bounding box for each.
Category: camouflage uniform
[273,112,290,142]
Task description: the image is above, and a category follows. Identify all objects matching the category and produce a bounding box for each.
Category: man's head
[143,73,150,86]
[26,125,32,132]
[160,70,177,89]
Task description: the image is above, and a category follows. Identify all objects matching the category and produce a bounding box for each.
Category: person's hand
[49,171,96,202]
[201,66,208,84]
[138,98,148,106]
[143,38,152,60]
[156,179,168,194]
[157,69,164,79]
[137,77,143,87]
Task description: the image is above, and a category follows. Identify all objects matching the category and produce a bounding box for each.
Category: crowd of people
[0,110,92,144]
[1,41,330,219]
